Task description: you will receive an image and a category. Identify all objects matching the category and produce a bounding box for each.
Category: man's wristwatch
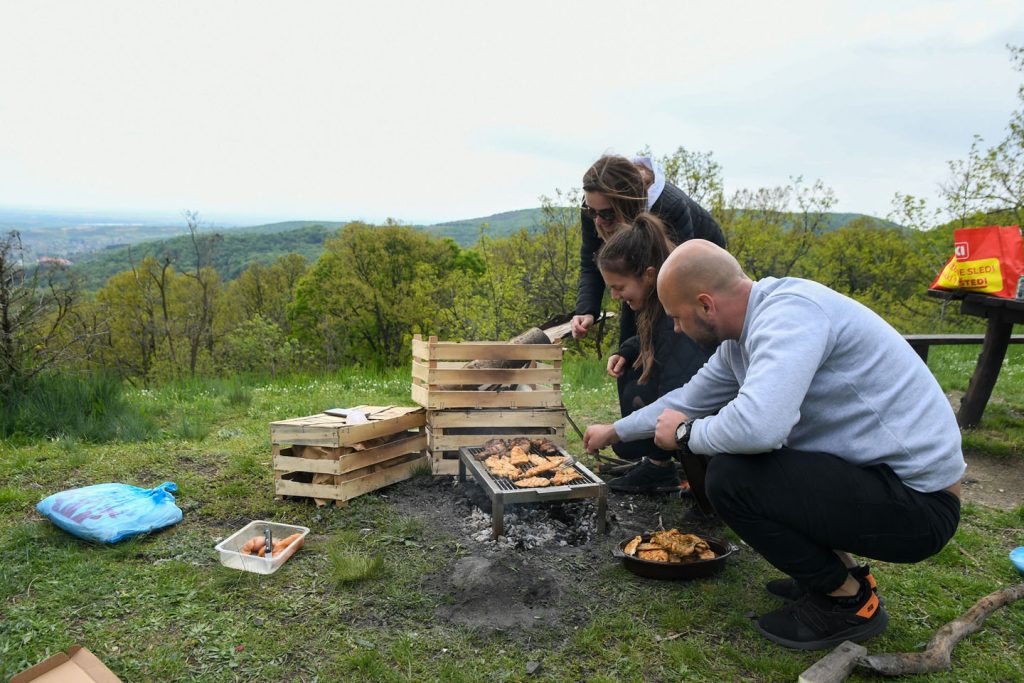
[674,419,694,451]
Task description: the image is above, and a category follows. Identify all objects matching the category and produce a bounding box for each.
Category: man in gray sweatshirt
[584,239,965,651]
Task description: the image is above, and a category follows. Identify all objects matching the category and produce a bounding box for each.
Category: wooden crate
[411,334,563,410]
[426,407,566,476]
[271,406,428,506]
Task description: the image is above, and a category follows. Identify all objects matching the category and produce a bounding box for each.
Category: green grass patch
[0,372,155,442]
[327,547,385,586]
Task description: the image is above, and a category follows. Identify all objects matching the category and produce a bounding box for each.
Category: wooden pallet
[426,407,566,475]
[271,406,428,506]
[411,334,563,410]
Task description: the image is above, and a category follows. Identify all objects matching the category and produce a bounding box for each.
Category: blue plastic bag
[36,481,183,543]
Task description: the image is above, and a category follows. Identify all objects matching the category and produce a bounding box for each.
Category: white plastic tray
[215,520,310,574]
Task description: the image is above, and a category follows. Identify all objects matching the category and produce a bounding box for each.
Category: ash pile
[459,499,602,550]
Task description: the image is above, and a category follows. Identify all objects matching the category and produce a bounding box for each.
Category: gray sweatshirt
[614,277,966,493]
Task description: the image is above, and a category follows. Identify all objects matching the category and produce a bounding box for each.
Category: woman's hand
[607,354,627,378]
[583,423,620,453]
[571,314,595,339]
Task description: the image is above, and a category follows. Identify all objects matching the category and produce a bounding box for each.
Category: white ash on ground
[461,502,600,550]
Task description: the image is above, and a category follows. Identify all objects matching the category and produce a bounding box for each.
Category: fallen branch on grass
[859,583,1024,676]
[800,583,1024,682]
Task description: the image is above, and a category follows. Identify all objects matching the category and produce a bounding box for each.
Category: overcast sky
[1,1,1022,226]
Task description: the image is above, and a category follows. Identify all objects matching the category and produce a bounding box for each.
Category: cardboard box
[10,646,122,683]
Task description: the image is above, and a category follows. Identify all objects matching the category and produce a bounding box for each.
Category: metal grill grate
[458,443,608,538]
[462,445,597,490]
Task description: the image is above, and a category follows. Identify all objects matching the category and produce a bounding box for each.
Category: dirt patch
[431,555,563,631]
[385,475,701,633]
[962,451,1024,511]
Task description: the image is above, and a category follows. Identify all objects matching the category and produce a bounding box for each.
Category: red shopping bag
[930,225,1024,299]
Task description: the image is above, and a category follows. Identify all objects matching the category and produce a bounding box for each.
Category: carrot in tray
[279,532,304,549]
[240,535,264,555]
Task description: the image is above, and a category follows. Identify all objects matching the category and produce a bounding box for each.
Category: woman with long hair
[595,212,710,493]
[571,153,725,345]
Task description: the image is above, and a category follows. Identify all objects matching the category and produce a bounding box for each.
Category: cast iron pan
[612,533,737,580]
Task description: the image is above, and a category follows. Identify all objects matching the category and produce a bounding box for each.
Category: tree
[217,314,305,377]
[720,177,837,280]
[94,257,166,384]
[941,45,1024,225]
[0,231,84,388]
[290,222,461,367]
[645,145,726,213]
[180,211,222,375]
[222,253,307,335]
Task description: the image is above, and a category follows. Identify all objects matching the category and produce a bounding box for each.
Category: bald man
[584,240,964,651]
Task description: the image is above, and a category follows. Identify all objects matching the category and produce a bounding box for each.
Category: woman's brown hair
[596,212,675,384]
[582,155,648,239]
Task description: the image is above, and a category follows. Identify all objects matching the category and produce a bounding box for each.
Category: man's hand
[654,408,690,451]
[583,423,620,453]
[571,314,595,339]
[606,354,627,378]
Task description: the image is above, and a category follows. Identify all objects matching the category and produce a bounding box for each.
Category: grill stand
[458,447,608,539]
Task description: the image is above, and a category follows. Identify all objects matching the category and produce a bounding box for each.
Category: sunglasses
[582,202,617,222]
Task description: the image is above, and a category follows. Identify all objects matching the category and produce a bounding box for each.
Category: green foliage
[217,315,306,378]
[722,177,837,279]
[290,222,456,366]
[0,231,85,388]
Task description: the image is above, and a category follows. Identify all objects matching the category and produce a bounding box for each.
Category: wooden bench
[905,334,1024,362]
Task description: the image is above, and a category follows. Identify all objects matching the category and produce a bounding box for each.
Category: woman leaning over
[571,153,725,343]
[595,213,710,494]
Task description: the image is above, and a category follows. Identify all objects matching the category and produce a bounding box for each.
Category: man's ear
[696,292,715,315]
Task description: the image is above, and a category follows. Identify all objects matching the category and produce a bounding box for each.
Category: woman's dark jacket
[575,181,725,342]
[612,312,710,460]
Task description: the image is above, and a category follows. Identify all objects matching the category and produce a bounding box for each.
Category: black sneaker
[607,457,680,493]
[756,583,889,650]
[766,565,880,603]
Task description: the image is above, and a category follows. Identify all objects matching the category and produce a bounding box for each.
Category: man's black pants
[705,448,961,594]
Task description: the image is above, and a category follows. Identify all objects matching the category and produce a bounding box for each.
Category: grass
[327,548,385,586]
[0,356,1022,680]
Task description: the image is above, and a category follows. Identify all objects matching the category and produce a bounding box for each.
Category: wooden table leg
[958,318,1014,428]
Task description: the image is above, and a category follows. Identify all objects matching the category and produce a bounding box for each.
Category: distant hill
[70,222,343,289]
[65,213,553,290]
[413,208,567,245]
[22,207,901,290]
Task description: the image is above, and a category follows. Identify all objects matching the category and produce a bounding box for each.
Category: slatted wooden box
[411,334,563,410]
[271,406,428,506]
[426,408,567,475]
